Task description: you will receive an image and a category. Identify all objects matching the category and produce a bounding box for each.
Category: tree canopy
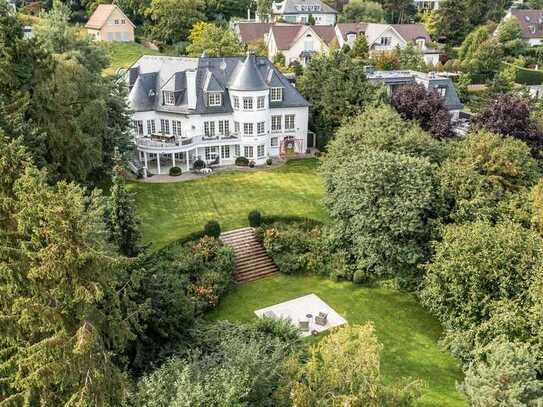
[186,21,245,57]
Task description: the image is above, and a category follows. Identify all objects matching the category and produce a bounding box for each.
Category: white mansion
[126,54,310,175]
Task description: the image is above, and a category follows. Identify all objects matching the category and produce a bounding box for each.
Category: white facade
[413,0,441,10]
[278,12,336,25]
[267,26,331,66]
[128,55,310,176]
[271,0,337,26]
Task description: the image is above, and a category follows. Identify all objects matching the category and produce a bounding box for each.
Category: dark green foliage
[266,157,273,165]
[235,156,249,166]
[126,236,235,373]
[204,220,221,237]
[193,158,206,170]
[507,62,543,85]
[248,209,262,227]
[352,269,367,285]
[107,150,142,257]
[135,320,299,406]
[249,160,256,168]
[297,52,386,147]
[169,166,182,176]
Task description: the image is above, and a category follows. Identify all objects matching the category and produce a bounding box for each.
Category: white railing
[136,134,241,151]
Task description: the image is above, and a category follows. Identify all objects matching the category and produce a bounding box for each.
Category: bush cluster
[204,220,221,238]
[169,166,182,176]
[235,156,249,166]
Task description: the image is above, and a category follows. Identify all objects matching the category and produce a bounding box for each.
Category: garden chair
[298,319,310,332]
[315,312,328,326]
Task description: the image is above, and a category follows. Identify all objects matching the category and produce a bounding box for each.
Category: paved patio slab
[254,293,347,337]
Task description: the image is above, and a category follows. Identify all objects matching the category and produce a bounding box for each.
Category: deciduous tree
[339,0,384,23]
[145,0,205,45]
[186,21,245,57]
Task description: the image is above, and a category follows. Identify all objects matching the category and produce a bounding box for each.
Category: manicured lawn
[208,274,466,407]
[129,159,328,248]
[102,42,162,76]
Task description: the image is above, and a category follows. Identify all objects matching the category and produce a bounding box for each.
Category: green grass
[102,42,162,76]
[208,274,466,407]
[128,159,328,248]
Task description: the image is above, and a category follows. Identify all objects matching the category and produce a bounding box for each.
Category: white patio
[254,294,347,337]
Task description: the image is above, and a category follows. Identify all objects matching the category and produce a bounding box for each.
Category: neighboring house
[272,0,338,25]
[267,24,337,65]
[126,54,310,176]
[233,22,272,45]
[413,0,442,10]
[336,22,441,66]
[85,4,135,42]
[365,68,464,120]
[502,9,543,46]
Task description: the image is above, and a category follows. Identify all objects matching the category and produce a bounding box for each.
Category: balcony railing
[136,133,241,150]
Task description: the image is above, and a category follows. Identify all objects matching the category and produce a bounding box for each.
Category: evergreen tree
[350,34,368,59]
[107,149,142,257]
[0,137,136,405]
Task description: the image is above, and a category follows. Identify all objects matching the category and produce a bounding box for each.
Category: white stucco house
[271,0,337,25]
[267,24,337,65]
[413,0,442,10]
[336,22,441,66]
[502,9,543,46]
[126,54,310,176]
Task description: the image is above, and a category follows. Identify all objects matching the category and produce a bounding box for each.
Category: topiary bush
[248,210,262,227]
[266,158,273,166]
[193,159,205,170]
[204,220,221,238]
[353,269,367,285]
[249,160,256,168]
[235,156,249,166]
[169,166,182,176]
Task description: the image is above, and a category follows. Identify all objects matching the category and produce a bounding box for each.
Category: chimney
[186,70,197,109]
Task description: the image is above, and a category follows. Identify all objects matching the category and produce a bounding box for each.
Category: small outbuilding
[85,4,135,42]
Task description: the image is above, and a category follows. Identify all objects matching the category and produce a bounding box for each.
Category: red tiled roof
[271,25,305,49]
[85,4,134,29]
[510,9,543,39]
[237,22,272,44]
[336,22,367,41]
[391,24,431,42]
[311,25,337,45]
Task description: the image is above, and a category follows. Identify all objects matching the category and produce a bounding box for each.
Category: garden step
[220,227,277,283]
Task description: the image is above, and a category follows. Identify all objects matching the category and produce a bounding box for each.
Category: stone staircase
[220,227,278,283]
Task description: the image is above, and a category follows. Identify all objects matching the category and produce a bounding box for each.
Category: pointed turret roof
[229,53,268,91]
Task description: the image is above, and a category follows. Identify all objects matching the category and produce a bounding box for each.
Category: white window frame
[257,121,265,135]
[221,145,230,159]
[233,96,240,110]
[243,97,253,110]
[243,123,253,136]
[172,120,182,137]
[270,87,283,102]
[163,91,175,105]
[204,121,216,138]
[436,86,447,98]
[218,120,230,136]
[234,144,241,157]
[257,145,265,158]
[257,96,266,109]
[205,146,219,161]
[380,37,391,46]
[207,92,222,107]
[146,119,156,134]
[160,119,170,134]
[134,120,143,136]
[285,115,295,131]
[234,121,240,134]
[271,115,282,131]
[271,136,278,147]
[244,145,254,158]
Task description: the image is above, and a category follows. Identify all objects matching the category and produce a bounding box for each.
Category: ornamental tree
[391,83,453,139]
[438,129,540,224]
[339,0,384,23]
[496,17,526,57]
[321,146,441,283]
[473,92,543,156]
[187,22,245,57]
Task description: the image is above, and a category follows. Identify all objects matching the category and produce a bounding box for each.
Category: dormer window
[416,38,425,49]
[207,92,222,107]
[163,91,175,105]
[270,87,283,102]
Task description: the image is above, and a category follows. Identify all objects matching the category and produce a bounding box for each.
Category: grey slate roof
[127,54,309,114]
[278,0,337,14]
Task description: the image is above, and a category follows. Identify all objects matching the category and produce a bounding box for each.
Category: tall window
[234,121,240,134]
[285,115,295,130]
[163,91,175,105]
[160,119,170,134]
[207,92,222,106]
[221,145,230,159]
[304,35,314,51]
[271,137,278,147]
[270,87,283,102]
[205,146,219,160]
[234,144,240,157]
[134,120,143,135]
[257,145,265,158]
[204,121,216,137]
[244,146,254,158]
[257,122,265,135]
[243,97,253,110]
[233,96,240,110]
[172,120,182,137]
[146,119,155,134]
[243,123,253,136]
[218,120,230,135]
[257,96,266,109]
[380,37,391,46]
[271,115,282,131]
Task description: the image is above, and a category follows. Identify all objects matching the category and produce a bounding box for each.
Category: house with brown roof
[85,4,135,42]
[336,22,441,66]
[503,9,543,46]
[233,22,272,46]
[267,24,337,65]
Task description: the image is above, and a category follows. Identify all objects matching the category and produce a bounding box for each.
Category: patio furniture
[315,312,328,326]
[298,319,310,332]
[263,310,276,319]
[200,168,213,175]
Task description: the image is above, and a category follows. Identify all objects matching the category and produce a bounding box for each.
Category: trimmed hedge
[248,210,262,227]
[204,220,221,238]
[503,62,543,85]
[235,156,249,166]
[169,166,182,176]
